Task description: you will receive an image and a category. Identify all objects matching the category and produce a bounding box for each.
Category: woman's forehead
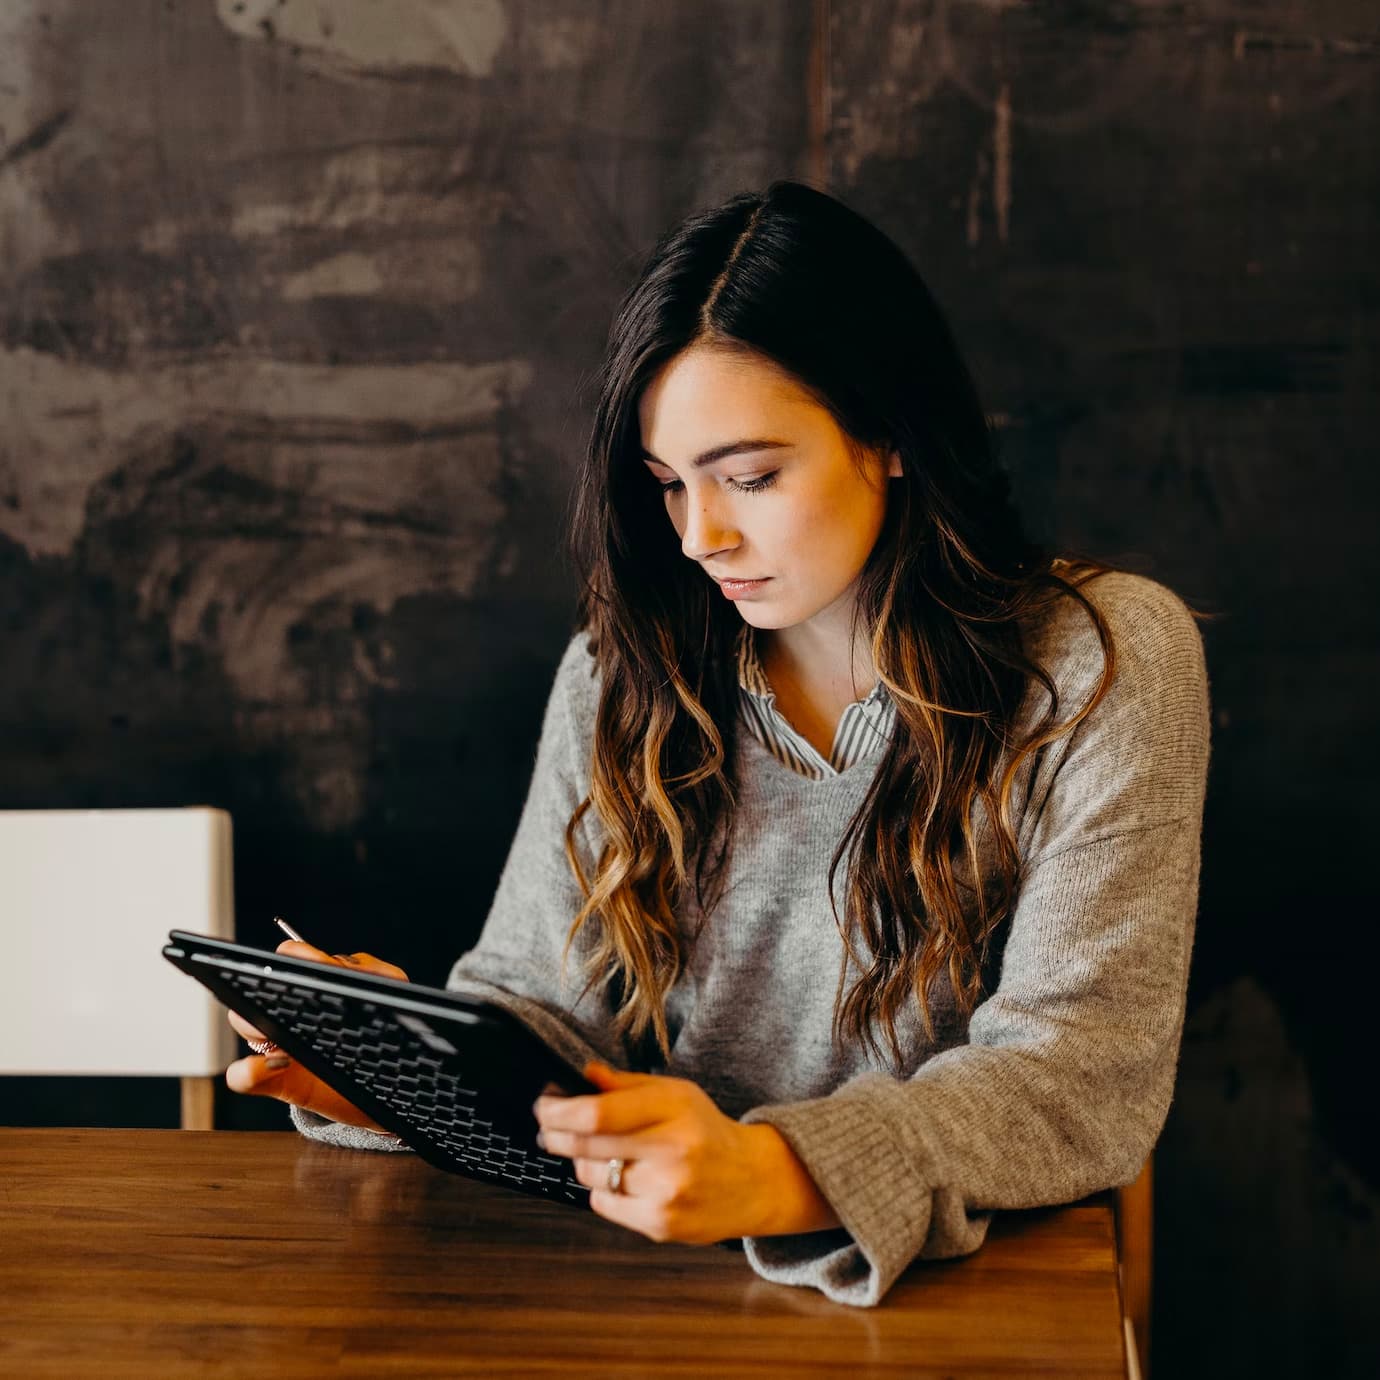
[638,346,831,454]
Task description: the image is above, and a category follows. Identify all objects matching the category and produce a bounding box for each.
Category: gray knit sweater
[291,571,1210,1307]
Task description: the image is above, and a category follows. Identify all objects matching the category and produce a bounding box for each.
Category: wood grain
[0,1128,1127,1377]
[1116,1157,1153,1378]
[178,1076,215,1132]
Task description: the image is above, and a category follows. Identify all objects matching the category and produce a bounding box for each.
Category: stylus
[274,916,309,944]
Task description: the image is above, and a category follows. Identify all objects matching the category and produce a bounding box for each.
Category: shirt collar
[734,625,774,699]
[734,625,890,709]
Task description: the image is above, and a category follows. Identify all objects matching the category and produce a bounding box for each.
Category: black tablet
[163,930,595,1207]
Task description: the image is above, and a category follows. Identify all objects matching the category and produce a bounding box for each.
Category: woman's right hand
[224,940,409,1134]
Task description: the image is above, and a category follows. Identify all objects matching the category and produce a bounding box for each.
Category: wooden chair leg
[1123,1317,1144,1380]
[180,1076,215,1130]
[1115,1156,1153,1379]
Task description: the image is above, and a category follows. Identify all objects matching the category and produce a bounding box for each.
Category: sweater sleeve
[738,573,1211,1306]
[442,632,626,1072]
[291,632,620,1154]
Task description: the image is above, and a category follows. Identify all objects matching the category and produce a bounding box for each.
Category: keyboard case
[163,930,595,1208]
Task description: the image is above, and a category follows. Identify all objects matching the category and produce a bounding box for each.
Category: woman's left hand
[532,1061,820,1245]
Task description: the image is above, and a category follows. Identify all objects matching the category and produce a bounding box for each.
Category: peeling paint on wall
[524,15,601,70]
[0,2,83,274]
[0,347,532,557]
[275,242,483,303]
[966,81,1013,247]
[279,250,386,301]
[215,0,510,79]
[992,82,1011,242]
[220,147,503,241]
[0,2,55,142]
[1,346,531,834]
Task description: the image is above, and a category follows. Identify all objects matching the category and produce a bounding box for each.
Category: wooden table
[0,1129,1129,1377]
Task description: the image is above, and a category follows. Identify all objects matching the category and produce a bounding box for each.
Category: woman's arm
[292,632,622,1151]
[442,633,625,1070]
[734,573,1211,1305]
[530,574,1208,1289]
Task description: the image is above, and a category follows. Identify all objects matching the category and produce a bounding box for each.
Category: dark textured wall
[2,3,1375,1374]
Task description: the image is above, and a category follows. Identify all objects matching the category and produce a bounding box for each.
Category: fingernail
[263,1053,291,1070]
[535,1131,548,1151]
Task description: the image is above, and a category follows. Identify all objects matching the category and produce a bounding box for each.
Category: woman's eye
[654,471,778,495]
[727,472,779,493]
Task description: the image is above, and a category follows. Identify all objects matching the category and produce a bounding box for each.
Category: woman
[227,180,1210,1307]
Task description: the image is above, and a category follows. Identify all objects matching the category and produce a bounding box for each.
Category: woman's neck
[757,609,880,756]
[760,591,877,695]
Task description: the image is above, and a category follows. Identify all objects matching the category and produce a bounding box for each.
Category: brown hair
[561,182,1117,1067]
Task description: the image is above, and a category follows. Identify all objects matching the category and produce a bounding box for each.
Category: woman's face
[637,343,900,635]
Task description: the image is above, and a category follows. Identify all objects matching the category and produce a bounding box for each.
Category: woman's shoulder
[1030,566,1204,682]
[1014,567,1211,834]
[547,627,602,721]
[1021,567,1209,751]
[555,626,599,679]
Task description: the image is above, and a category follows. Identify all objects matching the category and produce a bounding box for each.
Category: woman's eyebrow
[640,439,792,469]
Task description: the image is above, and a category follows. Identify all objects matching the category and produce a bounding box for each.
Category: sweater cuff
[740,1076,990,1306]
[289,1103,415,1153]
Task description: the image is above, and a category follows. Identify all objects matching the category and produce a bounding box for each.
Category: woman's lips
[716,577,770,600]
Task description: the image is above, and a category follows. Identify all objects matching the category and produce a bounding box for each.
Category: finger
[225,1051,290,1096]
[539,1128,658,1163]
[224,1054,390,1132]
[585,1181,719,1247]
[586,1184,661,1240]
[534,1083,673,1137]
[336,952,409,982]
[275,939,338,965]
[230,947,407,1040]
[572,1156,643,1196]
[226,1008,269,1044]
[273,940,408,983]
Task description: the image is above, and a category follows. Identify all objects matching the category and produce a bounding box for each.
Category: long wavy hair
[563,180,1115,1068]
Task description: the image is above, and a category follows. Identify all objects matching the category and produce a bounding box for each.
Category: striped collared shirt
[734,627,896,779]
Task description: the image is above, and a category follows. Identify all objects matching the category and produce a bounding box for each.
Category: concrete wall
[2,3,1375,1372]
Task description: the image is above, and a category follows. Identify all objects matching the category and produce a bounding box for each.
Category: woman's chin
[733,606,788,630]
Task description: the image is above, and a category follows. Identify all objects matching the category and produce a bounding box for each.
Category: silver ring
[605,1157,625,1194]
[247,1038,279,1055]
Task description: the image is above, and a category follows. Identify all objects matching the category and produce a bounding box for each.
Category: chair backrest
[0,808,237,1078]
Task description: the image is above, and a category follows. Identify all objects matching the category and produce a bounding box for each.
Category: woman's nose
[679,494,740,562]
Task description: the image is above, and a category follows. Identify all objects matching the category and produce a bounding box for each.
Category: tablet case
[163,930,595,1207]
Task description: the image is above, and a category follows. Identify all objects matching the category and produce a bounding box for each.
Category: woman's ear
[886,449,903,478]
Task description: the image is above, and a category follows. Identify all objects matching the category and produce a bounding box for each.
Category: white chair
[0,807,237,1129]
